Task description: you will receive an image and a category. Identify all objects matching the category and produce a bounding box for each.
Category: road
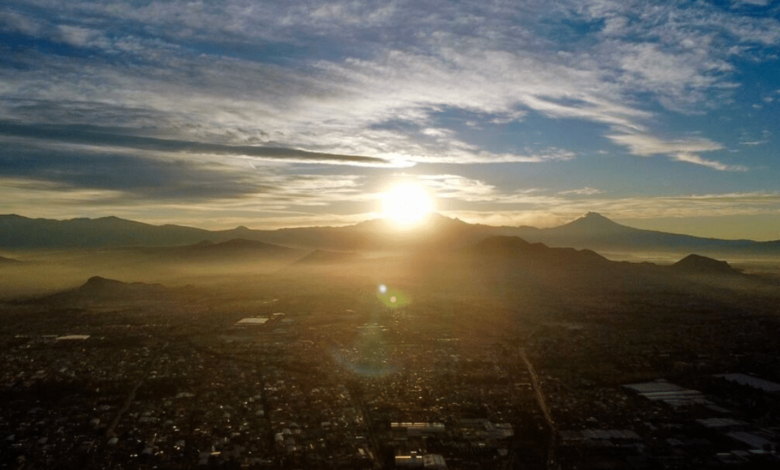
[106,342,169,438]
[518,348,559,470]
[347,381,386,469]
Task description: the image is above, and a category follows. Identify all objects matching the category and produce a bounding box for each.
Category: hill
[670,254,740,276]
[20,276,188,305]
[76,276,168,296]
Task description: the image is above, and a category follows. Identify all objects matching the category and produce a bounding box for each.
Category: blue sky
[1,0,779,239]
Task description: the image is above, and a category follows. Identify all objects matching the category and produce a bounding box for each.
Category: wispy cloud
[415,174,569,205]
[558,187,605,196]
[739,128,771,146]
[448,191,780,229]
[606,132,747,171]
[3,0,775,170]
[732,0,771,7]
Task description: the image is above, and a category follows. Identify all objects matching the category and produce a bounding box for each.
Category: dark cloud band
[0,120,389,165]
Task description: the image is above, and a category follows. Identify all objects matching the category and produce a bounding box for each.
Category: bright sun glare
[381,183,435,226]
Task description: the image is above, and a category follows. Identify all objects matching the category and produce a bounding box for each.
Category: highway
[519,348,559,470]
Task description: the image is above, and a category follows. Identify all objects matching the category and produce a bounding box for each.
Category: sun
[381,183,435,226]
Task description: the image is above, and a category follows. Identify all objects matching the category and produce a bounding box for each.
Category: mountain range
[2,211,762,303]
[1,212,778,257]
[511,212,780,255]
[14,235,746,307]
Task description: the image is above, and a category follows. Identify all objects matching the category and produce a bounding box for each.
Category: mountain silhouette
[0,214,210,248]
[133,238,305,266]
[555,211,629,234]
[292,249,361,266]
[1,212,778,257]
[513,212,774,255]
[181,238,298,257]
[462,235,611,271]
[670,254,740,275]
[13,276,201,306]
[78,276,167,295]
[22,276,173,304]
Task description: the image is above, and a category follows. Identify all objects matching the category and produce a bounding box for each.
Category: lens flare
[330,324,397,378]
[332,283,411,378]
[376,283,409,308]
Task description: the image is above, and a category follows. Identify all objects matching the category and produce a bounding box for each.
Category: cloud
[670,153,746,172]
[413,169,780,225]
[413,174,569,206]
[612,42,735,111]
[0,120,393,166]
[0,135,377,210]
[0,140,262,202]
[584,192,780,220]
[0,10,44,36]
[606,132,747,171]
[0,177,127,208]
[416,174,503,202]
[558,187,605,196]
[447,191,780,229]
[0,174,380,229]
[443,210,569,229]
[732,0,770,6]
[54,25,109,48]
[5,0,775,167]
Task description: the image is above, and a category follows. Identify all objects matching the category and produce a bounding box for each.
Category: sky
[1,0,780,240]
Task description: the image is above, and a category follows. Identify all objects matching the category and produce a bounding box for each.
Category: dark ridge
[293,250,361,265]
[208,238,288,251]
[123,238,303,266]
[0,213,211,249]
[78,276,167,294]
[14,276,194,305]
[83,275,122,288]
[465,236,610,266]
[466,235,532,256]
[180,239,301,260]
[671,254,740,275]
